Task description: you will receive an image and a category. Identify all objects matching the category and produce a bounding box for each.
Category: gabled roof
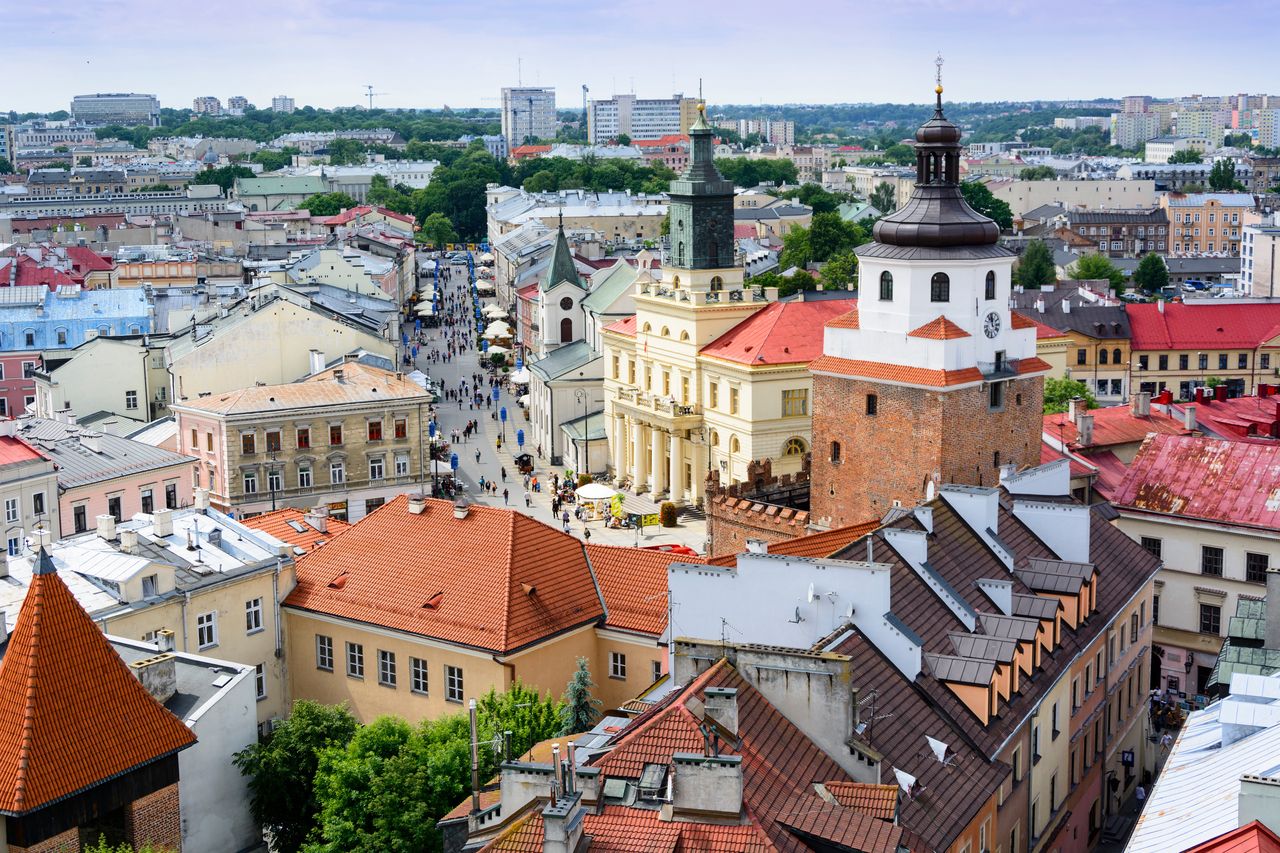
[1185,821,1280,853]
[1112,434,1280,530]
[526,341,599,382]
[17,416,193,488]
[0,552,196,815]
[172,361,428,415]
[581,260,640,314]
[283,496,606,654]
[1127,302,1280,351]
[1013,310,1068,339]
[907,315,971,340]
[586,543,705,636]
[542,225,584,292]
[701,299,856,366]
[242,507,351,553]
[1043,403,1190,450]
[827,308,860,329]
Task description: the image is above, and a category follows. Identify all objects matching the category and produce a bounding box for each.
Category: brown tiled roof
[707,520,880,565]
[284,496,606,654]
[585,544,705,636]
[173,361,428,415]
[822,781,899,820]
[907,316,971,340]
[483,804,777,852]
[809,355,984,388]
[243,507,351,552]
[0,552,196,815]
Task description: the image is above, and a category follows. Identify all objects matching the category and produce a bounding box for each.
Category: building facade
[500,86,557,146]
[1066,208,1169,257]
[1162,192,1259,257]
[587,93,700,144]
[71,93,161,127]
[1242,212,1280,297]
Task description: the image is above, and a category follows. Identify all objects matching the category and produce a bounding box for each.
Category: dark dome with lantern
[869,83,1000,251]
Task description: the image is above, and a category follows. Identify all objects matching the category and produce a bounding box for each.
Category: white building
[192,96,222,116]
[271,95,296,113]
[1144,135,1209,164]
[1243,212,1280,297]
[587,93,698,144]
[71,93,160,127]
[500,86,557,146]
[1110,111,1161,149]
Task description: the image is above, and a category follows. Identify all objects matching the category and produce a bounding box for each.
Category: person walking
[501,466,507,482]
[475,449,481,464]
[503,488,509,505]
[561,510,571,533]
[524,490,532,507]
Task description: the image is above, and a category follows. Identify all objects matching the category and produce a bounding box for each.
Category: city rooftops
[15,416,194,489]
[171,361,429,416]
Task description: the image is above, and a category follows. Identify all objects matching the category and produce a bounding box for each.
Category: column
[691,441,706,504]
[650,429,666,496]
[669,433,684,503]
[611,415,627,481]
[633,422,648,491]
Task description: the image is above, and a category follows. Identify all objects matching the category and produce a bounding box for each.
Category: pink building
[0,352,41,418]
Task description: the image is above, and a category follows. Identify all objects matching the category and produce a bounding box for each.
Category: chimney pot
[96,514,117,541]
[129,653,177,704]
[453,500,470,520]
[120,529,138,553]
[1131,391,1151,418]
[407,493,427,515]
[1184,403,1198,431]
[1076,413,1095,447]
[703,686,739,736]
[152,508,174,538]
[194,488,210,510]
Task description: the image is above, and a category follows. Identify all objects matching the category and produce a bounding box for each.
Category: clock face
[983,311,1001,339]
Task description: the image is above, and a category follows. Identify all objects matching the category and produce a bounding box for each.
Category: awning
[510,368,531,384]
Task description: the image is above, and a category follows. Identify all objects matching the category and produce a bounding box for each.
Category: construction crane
[363,85,388,110]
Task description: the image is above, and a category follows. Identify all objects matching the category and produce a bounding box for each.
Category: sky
[6,0,1279,114]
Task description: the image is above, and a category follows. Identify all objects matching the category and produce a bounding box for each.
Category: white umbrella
[486,345,509,355]
[415,303,435,316]
[485,320,512,336]
[476,281,495,292]
[482,304,507,318]
[480,253,495,264]
[510,368,531,384]
[518,394,530,407]
[576,482,617,501]
[430,460,453,474]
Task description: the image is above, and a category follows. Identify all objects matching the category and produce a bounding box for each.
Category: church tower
[538,215,587,356]
[808,70,1051,529]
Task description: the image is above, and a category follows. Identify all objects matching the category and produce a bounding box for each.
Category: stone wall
[705,457,812,555]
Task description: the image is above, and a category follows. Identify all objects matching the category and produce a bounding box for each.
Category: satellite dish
[807,582,816,603]
[845,603,855,619]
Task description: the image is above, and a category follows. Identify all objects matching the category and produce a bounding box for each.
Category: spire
[544,215,583,291]
[934,51,945,113]
[34,545,55,575]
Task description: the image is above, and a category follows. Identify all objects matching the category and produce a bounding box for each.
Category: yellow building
[1128,301,1280,399]
[1162,192,1260,256]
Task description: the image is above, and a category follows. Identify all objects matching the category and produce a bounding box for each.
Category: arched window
[560,317,573,342]
[1099,348,1109,365]
[710,275,723,292]
[930,272,950,302]
[730,436,740,453]
[642,322,652,334]
[1113,348,1122,365]
[879,271,893,301]
[830,441,842,462]
[783,437,807,456]
[709,430,720,447]
[660,326,670,338]
[680,330,690,342]
[985,270,996,300]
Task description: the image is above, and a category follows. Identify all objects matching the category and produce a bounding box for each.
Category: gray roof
[948,632,1018,663]
[1067,209,1167,225]
[18,416,195,488]
[1012,592,1061,620]
[110,637,251,722]
[581,260,640,314]
[925,653,996,686]
[561,411,607,442]
[1021,203,1066,221]
[527,341,600,382]
[979,612,1041,642]
[856,242,1015,261]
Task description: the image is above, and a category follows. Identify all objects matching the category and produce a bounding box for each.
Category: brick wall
[809,374,1044,529]
[124,782,182,852]
[9,826,80,853]
[706,457,812,555]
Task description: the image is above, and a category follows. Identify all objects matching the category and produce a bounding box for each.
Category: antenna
[517,56,523,86]
[363,85,387,110]
[807,582,817,603]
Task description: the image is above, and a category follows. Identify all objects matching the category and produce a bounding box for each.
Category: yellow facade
[1162,195,1259,256]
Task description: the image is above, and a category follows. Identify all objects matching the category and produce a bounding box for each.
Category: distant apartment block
[587,93,700,144]
[721,118,796,145]
[1176,109,1233,147]
[71,93,160,127]
[1053,116,1109,131]
[1123,95,1153,113]
[500,86,557,146]
[1110,111,1161,149]
[192,96,222,115]
[227,95,249,112]
[271,95,296,113]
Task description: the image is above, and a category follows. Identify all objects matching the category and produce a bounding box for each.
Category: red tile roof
[1087,449,1131,499]
[64,246,115,275]
[907,316,971,340]
[633,135,690,148]
[13,256,77,289]
[511,144,552,158]
[1012,311,1065,338]
[1127,302,1280,351]
[1170,395,1280,444]
[0,435,49,468]
[586,543,704,636]
[1039,441,1097,479]
[827,308,860,329]
[821,781,898,820]
[734,223,759,239]
[810,355,984,388]
[0,552,196,814]
[602,316,637,337]
[1186,820,1280,853]
[284,496,606,653]
[243,507,351,552]
[321,205,416,227]
[1112,434,1280,531]
[484,805,776,852]
[707,520,881,565]
[701,299,856,366]
[1043,403,1190,450]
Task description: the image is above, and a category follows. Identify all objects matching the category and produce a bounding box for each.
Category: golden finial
[934,51,945,95]
[698,102,706,114]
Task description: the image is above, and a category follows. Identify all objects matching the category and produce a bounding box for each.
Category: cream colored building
[984,178,1158,218]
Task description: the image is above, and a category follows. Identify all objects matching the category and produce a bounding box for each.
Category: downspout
[492,655,517,691]
[273,556,283,657]
[180,590,191,652]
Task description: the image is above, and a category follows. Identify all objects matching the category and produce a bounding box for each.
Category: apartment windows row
[70,482,180,534]
[193,598,269,650]
[2,490,46,525]
[316,635,465,702]
[240,455,410,495]
[1135,352,1265,372]
[237,419,411,455]
[1146,535,1275,584]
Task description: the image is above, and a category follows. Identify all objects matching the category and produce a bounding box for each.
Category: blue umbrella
[450,453,459,472]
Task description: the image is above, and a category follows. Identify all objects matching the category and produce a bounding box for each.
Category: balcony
[636,283,778,306]
[612,387,701,426]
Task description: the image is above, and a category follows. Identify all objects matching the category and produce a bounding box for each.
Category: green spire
[544,215,583,291]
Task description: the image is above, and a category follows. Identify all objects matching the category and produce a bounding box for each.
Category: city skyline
[5,0,1279,114]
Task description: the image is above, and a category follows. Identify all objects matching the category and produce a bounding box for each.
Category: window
[1219,354,1228,371]
[141,574,157,598]
[125,390,138,410]
[610,651,627,679]
[30,492,44,518]
[411,657,428,694]
[1159,354,1169,370]
[24,331,34,348]
[1202,545,1224,576]
[930,272,950,302]
[1153,595,1160,625]
[729,387,739,415]
[395,455,410,476]
[378,650,397,687]
[1112,348,1121,364]
[782,388,808,417]
[1130,613,1139,644]
[264,430,281,452]
[330,461,345,484]
[708,382,719,409]
[1077,348,1087,366]
[989,381,1005,410]
[1010,825,1019,853]
[1140,537,1162,559]
[316,635,334,670]
[1247,552,1270,584]
[394,418,408,440]
[241,432,256,454]
[108,495,122,522]
[985,270,996,300]
[1051,703,1060,738]
[3,498,16,524]
[196,611,217,649]
[1032,725,1041,761]
[56,329,67,346]
[879,270,893,301]
[1071,678,1079,711]
[6,536,19,557]
[255,664,266,700]
[329,424,343,445]
[369,457,385,480]
[267,468,282,493]
[1099,349,1109,365]
[783,437,807,456]
[1200,603,1222,634]
[139,488,153,514]
[206,432,213,452]
[445,665,464,702]
[346,642,364,678]
[1085,663,1093,693]
[1012,745,1023,783]
[296,427,311,449]
[830,441,842,462]
[652,660,663,683]
[866,394,878,416]
[1199,353,1209,370]
[243,471,258,494]
[1239,353,1250,370]
[165,482,177,510]
[73,504,87,533]
[298,466,313,489]
[1264,354,1272,370]
[245,598,263,633]
[1050,773,1058,812]
[367,420,383,441]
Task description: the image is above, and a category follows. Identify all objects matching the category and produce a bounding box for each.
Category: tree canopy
[1019,165,1057,180]
[868,182,897,215]
[418,212,459,247]
[1208,159,1246,192]
[713,157,798,188]
[509,155,674,195]
[1016,239,1057,288]
[1044,377,1098,414]
[778,212,872,271]
[190,164,254,192]
[0,157,13,175]
[1167,148,1203,164]
[959,181,1013,230]
[1068,253,1126,291]
[1132,252,1170,294]
[296,192,360,217]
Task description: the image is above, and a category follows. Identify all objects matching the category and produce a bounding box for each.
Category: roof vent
[327,572,348,589]
[424,591,444,609]
[522,582,537,596]
[407,493,427,515]
[453,500,470,520]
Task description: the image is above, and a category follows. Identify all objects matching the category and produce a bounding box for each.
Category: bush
[577,473,592,487]
[660,502,678,527]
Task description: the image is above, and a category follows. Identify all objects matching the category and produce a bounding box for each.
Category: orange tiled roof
[1016,356,1053,375]
[284,496,606,653]
[484,805,776,852]
[907,316,970,340]
[822,781,899,820]
[809,355,984,388]
[707,520,881,565]
[826,308,860,329]
[0,552,196,814]
[175,361,429,415]
[700,299,856,366]
[586,544,704,636]
[243,507,351,552]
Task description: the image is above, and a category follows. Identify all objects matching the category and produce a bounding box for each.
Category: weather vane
[935,52,944,92]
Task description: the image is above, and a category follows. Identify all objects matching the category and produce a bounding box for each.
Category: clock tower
[808,74,1051,529]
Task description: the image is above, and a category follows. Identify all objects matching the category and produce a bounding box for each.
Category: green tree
[133,183,174,193]
[0,157,14,175]
[1043,377,1097,414]
[1205,376,1225,389]
[44,161,71,170]
[76,155,93,167]
[1018,165,1057,180]
[1017,239,1057,289]
[615,133,631,147]
[713,157,798,188]
[820,251,858,289]
[523,169,557,192]
[1068,253,1126,291]
[959,180,1014,229]
[54,145,69,153]
[807,211,860,262]
[1167,148,1203,164]
[1132,253,1170,294]
[296,192,360,216]
[252,146,300,172]
[82,841,169,853]
[419,212,458,247]
[233,700,359,853]
[190,164,254,192]
[869,182,897,214]
[883,143,915,165]
[326,137,366,166]
[560,657,602,735]
[778,226,812,270]
[1208,158,1245,192]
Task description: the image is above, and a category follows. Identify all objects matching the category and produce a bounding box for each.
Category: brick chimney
[1068,396,1087,423]
[1183,403,1197,431]
[1130,391,1151,418]
[407,493,427,515]
[129,653,177,704]
[670,753,744,818]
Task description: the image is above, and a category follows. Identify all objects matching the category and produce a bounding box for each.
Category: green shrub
[660,502,678,527]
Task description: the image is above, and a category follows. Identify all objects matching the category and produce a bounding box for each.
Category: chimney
[407,493,427,515]
[671,753,744,818]
[1130,391,1151,418]
[152,508,174,538]
[744,539,768,554]
[1062,299,1072,314]
[1266,569,1280,650]
[1194,387,1205,405]
[540,793,586,853]
[305,505,329,532]
[1215,384,1228,402]
[155,628,175,652]
[1183,403,1197,431]
[1068,396,1087,423]
[1157,299,1165,313]
[194,488,210,510]
[1034,297,1045,314]
[333,368,345,383]
[453,500,470,520]
[96,514,117,541]
[129,653,177,704]
[120,529,138,553]
[703,687,739,736]
[308,348,325,376]
[1076,413,1095,447]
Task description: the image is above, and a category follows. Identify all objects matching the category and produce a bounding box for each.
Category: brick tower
[808,74,1051,529]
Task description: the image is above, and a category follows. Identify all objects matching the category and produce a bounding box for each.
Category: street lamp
[428,420,439,495]
[574,388,588,475]
[268,451,279,512]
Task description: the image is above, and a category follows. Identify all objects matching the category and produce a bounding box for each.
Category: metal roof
[17,416,194,488]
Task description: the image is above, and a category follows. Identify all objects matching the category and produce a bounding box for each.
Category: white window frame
[346,641,364,678]
[395,455,410,477]
[196,611,218,649]
[316,634,334,670]
[445,664,464,702]
[255,663,267,700]
[369,457,385,481]
[378,649,397,687]
[245,597,263,634]
[411,657,429,695]
[330,461,345,485]
[4,498,17,524]
[298,466,312,489]
[610,651,627,679]
[243,470,258,494]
